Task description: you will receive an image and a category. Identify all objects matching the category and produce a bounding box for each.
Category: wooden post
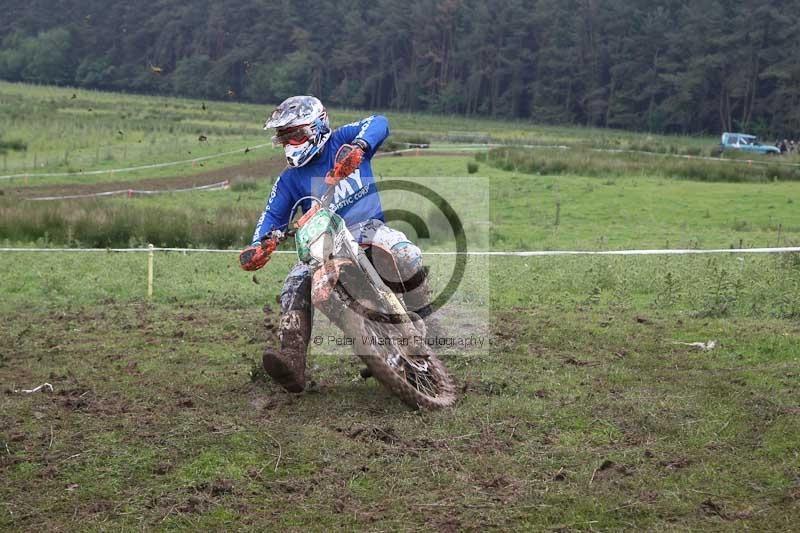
[147,244,154,298]
[554,200,561,227]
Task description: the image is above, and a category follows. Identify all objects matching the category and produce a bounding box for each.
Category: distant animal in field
[226,89,236,97]
[198,135,208,142]
[149,64,163,75]
[244,147,250,154]
[201,102,206,111]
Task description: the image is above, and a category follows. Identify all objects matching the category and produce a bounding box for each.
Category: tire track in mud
[1,156,287,199]
[3,150,468,200]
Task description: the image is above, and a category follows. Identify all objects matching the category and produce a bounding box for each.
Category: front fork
[310,254,410,326]
[310,252,428,367]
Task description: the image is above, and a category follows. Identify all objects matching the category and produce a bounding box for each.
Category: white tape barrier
[430,247,800,256]
[3,245,795,301]
[0,143,272,181]
[26,180,230,201]
[1,247,799,256]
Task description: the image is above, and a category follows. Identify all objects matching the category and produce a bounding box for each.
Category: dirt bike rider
[239,95,434,393]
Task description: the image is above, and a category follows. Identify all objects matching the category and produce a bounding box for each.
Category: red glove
[239,238,278,271]
[325,143,365,185]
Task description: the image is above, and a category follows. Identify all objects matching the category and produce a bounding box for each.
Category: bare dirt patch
[590,459,635,482]
[2,150,463,200]
[3,156,286,199]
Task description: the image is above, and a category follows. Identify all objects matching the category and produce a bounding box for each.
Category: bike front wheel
[356,319,457,410]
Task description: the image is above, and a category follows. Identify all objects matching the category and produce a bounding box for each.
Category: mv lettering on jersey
[333,170,364,203]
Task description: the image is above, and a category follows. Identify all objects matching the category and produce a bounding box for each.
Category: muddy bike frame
[271,184,419,331]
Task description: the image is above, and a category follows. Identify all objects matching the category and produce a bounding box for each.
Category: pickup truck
[717,132,780,155]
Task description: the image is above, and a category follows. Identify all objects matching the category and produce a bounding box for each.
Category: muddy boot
[402,275,442,344]
[262,310,311,393]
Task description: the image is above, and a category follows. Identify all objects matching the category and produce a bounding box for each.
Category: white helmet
[265,96,331,168]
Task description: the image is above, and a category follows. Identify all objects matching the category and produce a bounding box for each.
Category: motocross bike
[266,182,457,409]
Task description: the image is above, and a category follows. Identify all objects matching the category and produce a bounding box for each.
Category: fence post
[147,244,154,298]
[554,200,561,227]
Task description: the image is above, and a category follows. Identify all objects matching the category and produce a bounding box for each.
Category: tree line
[1,0,798,136]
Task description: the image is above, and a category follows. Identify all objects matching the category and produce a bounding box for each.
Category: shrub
[197,207,251,248]
[230,179,258,192]
[142,209,191,247]
[0,198,251,248]
[482,146,800,183]
[378,139,403,152]
[395,133,431,146]
[0,137,27,154]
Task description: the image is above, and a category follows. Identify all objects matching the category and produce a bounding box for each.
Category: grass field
[3,156,800,250]
[2,252,799,530]
[0,80,739,189]
[1,83,800,530]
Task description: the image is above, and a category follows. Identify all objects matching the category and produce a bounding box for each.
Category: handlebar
[262,181,339,249]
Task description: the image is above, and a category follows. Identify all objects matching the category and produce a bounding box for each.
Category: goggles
[272,125,312,147]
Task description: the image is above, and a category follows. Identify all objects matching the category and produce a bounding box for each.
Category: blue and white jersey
[251,115,390,245]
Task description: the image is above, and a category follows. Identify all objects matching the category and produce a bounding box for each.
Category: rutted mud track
[1,156,287,199]
[2,150,469,199]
